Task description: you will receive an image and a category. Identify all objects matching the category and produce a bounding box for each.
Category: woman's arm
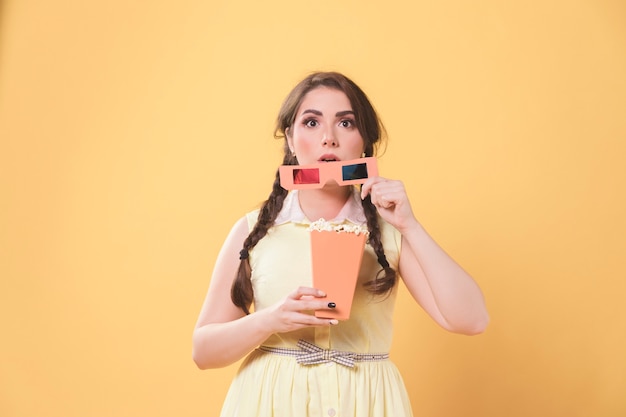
[398,222,489,335]
[192,217,337,369]
[361,178,489,335]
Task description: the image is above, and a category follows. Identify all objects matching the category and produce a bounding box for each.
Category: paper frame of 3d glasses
[279,157,378,190]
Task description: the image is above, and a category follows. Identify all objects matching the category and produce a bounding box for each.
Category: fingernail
[330,319,339,325]
[318,290,326,297]
[327,302,336,308]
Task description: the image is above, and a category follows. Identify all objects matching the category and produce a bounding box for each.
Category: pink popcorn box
[310,230,367,320]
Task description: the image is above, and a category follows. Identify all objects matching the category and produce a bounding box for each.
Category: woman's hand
[260,286,338,334]
[361,177,419,233]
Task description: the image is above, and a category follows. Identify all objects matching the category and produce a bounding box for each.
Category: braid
[361,194,397,295]
[230,154,295,314]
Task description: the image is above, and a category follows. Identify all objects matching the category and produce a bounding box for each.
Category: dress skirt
[219,349,413,417]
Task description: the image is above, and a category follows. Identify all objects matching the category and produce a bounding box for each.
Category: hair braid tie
[239,249,249,260]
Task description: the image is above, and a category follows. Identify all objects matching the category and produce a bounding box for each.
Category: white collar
[274,188,367,226]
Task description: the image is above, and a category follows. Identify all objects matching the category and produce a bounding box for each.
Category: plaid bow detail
[295,339,356,368]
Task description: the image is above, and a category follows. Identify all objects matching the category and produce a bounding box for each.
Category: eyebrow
[300,109,355,117]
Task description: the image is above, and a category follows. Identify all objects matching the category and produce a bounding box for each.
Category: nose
[321,130,338,147]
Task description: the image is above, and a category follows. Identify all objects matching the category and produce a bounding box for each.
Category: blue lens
[342,163,368,181]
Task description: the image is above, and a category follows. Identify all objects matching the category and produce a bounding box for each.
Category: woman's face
[287,87,365,167]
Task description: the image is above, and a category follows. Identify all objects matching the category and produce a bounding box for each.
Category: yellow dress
[220,190,414,417]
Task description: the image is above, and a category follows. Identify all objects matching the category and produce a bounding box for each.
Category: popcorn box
[309,221,368,320]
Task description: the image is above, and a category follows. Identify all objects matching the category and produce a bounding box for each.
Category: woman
[193,71,489,416]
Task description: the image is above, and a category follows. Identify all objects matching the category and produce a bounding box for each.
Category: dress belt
[257,339,389,368]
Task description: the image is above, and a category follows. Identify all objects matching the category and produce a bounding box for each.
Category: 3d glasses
[279,157,378,190]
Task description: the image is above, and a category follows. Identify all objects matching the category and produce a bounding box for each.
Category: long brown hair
[231,72,396,314]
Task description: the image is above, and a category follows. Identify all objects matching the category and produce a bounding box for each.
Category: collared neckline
[274,188,367,226]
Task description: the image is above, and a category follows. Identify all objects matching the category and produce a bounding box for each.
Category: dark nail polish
[328,302,336,308]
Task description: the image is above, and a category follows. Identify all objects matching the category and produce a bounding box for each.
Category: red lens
[293,168,320,184]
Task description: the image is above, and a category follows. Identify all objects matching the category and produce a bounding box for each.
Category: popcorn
[307,218,369,236]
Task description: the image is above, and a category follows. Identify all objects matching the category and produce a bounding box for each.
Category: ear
[285,127,295,153]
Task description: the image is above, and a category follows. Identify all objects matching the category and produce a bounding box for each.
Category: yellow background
[1,1,625,416]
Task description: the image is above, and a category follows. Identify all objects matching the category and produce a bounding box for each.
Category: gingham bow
[295,339,356,368]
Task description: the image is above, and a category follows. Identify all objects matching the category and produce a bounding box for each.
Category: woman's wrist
[397,216,422,236]
[249,308,276,340]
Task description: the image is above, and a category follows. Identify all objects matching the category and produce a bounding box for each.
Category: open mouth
[318,155,339,162]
